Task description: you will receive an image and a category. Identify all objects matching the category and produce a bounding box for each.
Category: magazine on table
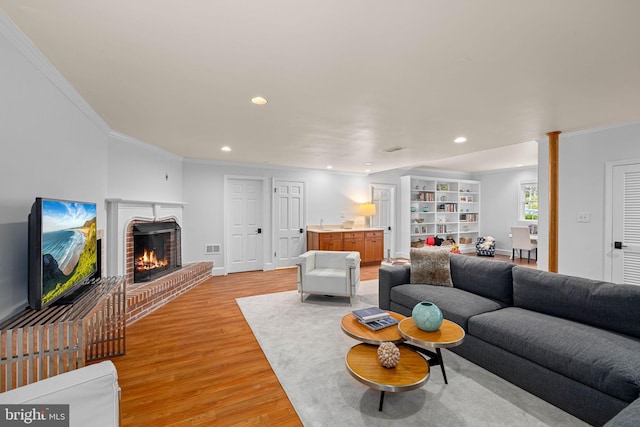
[358,316,399,331]
[352,306,390,322]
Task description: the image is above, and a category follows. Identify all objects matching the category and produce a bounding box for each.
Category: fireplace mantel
[105,199,187,277]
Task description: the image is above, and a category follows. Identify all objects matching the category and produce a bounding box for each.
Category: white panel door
[228,179,263,273]
[273,180,305,268]
[372,184,395,260]
[612,163,640,285]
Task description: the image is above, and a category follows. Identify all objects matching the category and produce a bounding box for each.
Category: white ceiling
[1,1,639,174]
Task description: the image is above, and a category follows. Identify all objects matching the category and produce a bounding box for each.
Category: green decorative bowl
[412,301,443,332]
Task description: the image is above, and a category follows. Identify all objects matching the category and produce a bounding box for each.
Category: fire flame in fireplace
[136,249,168,271]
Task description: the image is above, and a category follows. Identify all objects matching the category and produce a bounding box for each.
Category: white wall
[181,162,473,271]
[0,23,109,320]
[553,122,640,279]
[0,16,187,321]
[107,132,183,202]
[181,160,385,271]
[472,166,538,256]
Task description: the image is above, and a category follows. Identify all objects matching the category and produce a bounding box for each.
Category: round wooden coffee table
[345,343,429,411]
[398,318,465,384]
[340,311,406,345]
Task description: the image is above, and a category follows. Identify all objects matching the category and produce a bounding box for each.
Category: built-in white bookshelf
[400,176,480,256]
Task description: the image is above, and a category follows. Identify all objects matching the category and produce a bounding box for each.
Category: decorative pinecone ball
[377,342,400,368]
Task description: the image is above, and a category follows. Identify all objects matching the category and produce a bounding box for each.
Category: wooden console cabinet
[342,231,365,255]
[363,231,384,263]
[318,232,344,251]
[307,229,384,264]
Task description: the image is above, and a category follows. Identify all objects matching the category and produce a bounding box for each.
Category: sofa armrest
[604,398,640,427]
[0,361,120,427]
[298,251,315,273]
[345,251,360,267]
[378,265,411,309]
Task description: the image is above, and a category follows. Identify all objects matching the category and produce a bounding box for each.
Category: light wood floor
[111,254,534,426]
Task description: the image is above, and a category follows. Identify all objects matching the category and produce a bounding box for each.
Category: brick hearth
[126,261,212,324]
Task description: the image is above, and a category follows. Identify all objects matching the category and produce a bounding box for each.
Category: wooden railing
[0,276,125,392]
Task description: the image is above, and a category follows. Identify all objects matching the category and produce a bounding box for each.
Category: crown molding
[470,164,538,177]
[561,119,640,139]
[0,10,110,134]
[109,131,183,161]
[183,157,369,177]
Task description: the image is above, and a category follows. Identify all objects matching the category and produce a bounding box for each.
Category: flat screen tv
[28,197,98,310]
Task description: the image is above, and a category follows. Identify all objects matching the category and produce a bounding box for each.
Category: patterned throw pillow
[410,247,453,287]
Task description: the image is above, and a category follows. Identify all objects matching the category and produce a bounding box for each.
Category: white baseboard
[212,266,226,276]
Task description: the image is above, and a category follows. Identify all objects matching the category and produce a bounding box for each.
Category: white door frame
[603,158,640,281]
[370,183,396,259]
[223,174,270,275]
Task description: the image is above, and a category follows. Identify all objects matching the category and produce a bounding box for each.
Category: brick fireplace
[106,199,212,324]
[126,219,182,285]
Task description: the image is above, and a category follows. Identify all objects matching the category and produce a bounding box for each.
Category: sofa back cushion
[315,251,350,269]
[513,267,640,339]
[449,254,514,305]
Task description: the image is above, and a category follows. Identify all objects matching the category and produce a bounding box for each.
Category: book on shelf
[352,306,389,322]
[358,316,399,331]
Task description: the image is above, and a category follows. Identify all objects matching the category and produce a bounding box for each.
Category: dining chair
[511,226,537,263]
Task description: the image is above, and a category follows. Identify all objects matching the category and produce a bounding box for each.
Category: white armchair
[297,250,361,305]
[0,361,120,427]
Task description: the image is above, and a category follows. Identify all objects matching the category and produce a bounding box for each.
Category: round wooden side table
[345,343,430,411]
[398,318,465,384]
[340,311,406,345]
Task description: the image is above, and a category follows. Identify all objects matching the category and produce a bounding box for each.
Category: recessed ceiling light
[454,137,467,143]
[364,162,372,166]
[251,96,268,105]
[326,165,333,170]
[365,169,371,173]
[221,146,231,152]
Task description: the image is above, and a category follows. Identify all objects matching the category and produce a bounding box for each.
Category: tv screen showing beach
[41,199,97,305]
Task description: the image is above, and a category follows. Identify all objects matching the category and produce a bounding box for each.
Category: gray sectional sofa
[379,254,640,426]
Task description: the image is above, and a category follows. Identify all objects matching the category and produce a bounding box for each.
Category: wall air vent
[382,146,407,153]
[205,244,221,254]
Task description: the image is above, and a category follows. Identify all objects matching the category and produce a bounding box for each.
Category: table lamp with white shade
[360,203,377,228]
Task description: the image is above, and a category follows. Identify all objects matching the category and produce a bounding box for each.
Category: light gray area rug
[236,280,588,427]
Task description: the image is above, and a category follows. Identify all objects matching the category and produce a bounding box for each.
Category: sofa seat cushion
[307,268,347,279]
[469,307,640,402]
[304,268,351,294]
[389,284,506,330]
